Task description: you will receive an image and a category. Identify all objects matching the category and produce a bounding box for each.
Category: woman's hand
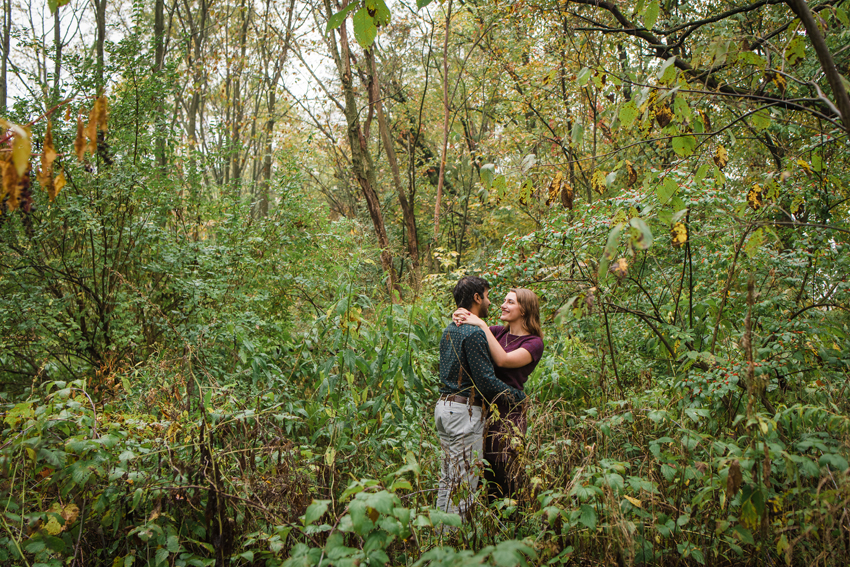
[452,308,486,329]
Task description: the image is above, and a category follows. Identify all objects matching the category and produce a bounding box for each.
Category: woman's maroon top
[489,326,545,392]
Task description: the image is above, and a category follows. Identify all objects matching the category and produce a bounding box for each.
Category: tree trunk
[52,9,62,104]
[433,0,453,242]
[323,0,398,299]
[0,0,10,113]
[94,0,106,91]
[153,0,167,170]
[369,51,420,280]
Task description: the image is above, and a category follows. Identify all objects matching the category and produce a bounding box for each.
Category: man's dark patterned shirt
[438,323,527,405]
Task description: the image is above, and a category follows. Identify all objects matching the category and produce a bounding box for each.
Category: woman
[452,288,544,501]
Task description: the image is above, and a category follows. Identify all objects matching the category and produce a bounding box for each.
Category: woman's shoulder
[489,325,507,337]
[521,334,545,358]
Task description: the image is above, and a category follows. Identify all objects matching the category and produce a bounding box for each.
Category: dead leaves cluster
[546,171,573,209]
[1,94,107,210]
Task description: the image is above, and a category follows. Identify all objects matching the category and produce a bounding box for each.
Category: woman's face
[500,292,523,323]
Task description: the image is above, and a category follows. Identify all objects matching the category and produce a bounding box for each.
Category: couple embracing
[434,275,544,517]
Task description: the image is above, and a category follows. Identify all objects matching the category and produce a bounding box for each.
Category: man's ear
[472,292,482,305]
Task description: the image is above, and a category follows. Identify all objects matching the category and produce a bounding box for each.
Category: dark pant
[483,403,527,501]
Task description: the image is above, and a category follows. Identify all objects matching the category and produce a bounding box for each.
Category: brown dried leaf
[96,95,108,131]
[74,113,86,162]
[714,145,728,170]
[38,121,57,194]
[546,172,563,206]
[727,459,742,497]
[6,162,30,212]
[86,102,99,154]
[2,153,18,204]
[560,181,574,210]
[654,103,672,128]
[609,257,628,279]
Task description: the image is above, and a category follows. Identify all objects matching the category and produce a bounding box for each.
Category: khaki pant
[434,400,485,517]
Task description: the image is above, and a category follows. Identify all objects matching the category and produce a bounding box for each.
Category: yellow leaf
[10,123,32,177]
[671,222,687,247]
[713,145,728,170]
[38,121,57,195]
[624,495,642,508]
[53,170,66,201]
[747,183,763,210]
[62,503,80,526]
[796,159,811,174]
[44,515,62,535]
[591,170,607,195]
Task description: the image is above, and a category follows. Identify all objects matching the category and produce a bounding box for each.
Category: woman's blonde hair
[510,288,543,338]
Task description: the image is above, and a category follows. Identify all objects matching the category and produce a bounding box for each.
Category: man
[434,275,527,518]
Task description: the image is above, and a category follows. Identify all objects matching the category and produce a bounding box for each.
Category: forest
[0,0,849,564]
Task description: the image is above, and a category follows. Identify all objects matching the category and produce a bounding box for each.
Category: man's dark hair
[453,276,489,309]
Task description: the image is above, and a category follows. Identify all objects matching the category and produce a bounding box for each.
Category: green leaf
[304,499,330,526]
[352,7,378,48]
[326,2,358,31]
[836,6,849,27]
[166,535,179,553]
[155,548,169,566]
[618,101,639,128]
[629,217,653,250]
[752,109,771,131]
[578,504,597,529]
[429,509,462,527]
[480,164,495,189]
[644,0,659,30]
[576,68,592,87]
[656,178,678,205]
[360,490,396,514]
[657,56,676,82]
[599,222,624,285]
[367,0,391,26]
[744,228,764,258]
[672,135,696,157]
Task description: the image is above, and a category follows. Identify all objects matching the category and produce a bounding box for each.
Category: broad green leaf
[326,3,358,31]
[644,0,659,30]
[479,163,495,189]
[599,222,624,285]
[579,504,597,529]
[352,8,377,48]
[629,217,653,250]
[656,178,678,204]
[744,228,764,258]
[571,122,584,145]
[836,6,849,27]
[577,68,592,87]
[366,0,391,26]
[304,499,330,525]
[657,56,676,82]
[672,135,696,157]
[155,548,169,566]
[429,509,462,527]
[618,101,639,128]
[752,109,771,131]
